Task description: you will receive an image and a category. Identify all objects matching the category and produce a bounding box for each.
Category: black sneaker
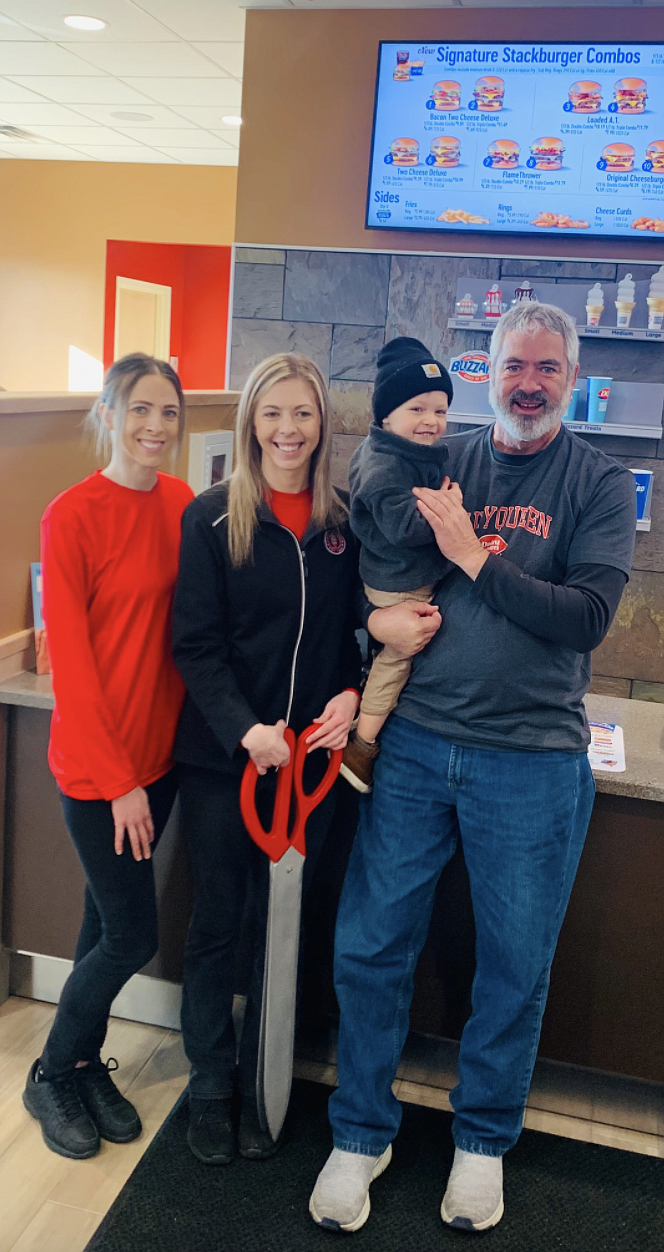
[76,1058,141,1144]
[188,1097,235,1165]
[23,1059,100,1160]
[238,1100,279,1160]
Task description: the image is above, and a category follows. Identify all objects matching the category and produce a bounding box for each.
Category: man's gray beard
[488,386,569,442]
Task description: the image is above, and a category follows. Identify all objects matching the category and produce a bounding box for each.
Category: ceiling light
[111,111,154,122]
[221,115,242,127]
[64,15,107,31]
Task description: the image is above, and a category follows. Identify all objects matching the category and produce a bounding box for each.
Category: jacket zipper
[283,529,307,726]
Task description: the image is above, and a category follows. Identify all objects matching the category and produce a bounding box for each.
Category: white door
[114,276,171,361]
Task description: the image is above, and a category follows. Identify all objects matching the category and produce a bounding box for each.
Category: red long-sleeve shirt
[41,470,194,801]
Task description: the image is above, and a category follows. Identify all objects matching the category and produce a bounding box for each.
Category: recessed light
[111,111,155,122]
[221,115,242,127]
[64,15,107,31]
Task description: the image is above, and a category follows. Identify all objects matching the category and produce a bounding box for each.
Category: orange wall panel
[0,161,237,391]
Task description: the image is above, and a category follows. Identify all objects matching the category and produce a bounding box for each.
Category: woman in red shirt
[23,353,193,1161]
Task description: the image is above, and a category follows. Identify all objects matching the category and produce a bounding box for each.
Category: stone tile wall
[230,248,664,697]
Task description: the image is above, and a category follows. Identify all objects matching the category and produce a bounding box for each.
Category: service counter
[1,676,663,1082]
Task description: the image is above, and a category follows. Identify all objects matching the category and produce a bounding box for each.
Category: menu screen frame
[365,39,664,242]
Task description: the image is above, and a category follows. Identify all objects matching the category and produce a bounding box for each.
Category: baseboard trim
[9,952,183,1031]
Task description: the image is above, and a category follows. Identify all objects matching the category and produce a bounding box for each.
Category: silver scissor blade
[257,845,304,1142]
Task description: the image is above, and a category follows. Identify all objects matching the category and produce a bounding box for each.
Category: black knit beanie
[372,337,454,426]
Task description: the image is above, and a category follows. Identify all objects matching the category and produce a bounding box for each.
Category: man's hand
[112,786,154,861]
[306,690,359,752]
[413,480,488,581]
[241,720,291,776]
[368,600,442,658]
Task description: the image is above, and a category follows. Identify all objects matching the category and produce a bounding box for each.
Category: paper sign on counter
[588,722,626,773]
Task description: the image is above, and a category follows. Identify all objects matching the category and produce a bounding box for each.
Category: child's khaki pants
[360,583,434,718]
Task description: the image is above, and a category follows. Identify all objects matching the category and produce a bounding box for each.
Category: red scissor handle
[240,725,342,863]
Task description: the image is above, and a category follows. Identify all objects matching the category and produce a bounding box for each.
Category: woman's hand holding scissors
[306,690,359,753]
[241,720,291,776]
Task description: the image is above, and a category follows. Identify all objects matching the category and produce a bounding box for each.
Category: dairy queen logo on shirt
[449,351,491,383]
[325,529,346,555]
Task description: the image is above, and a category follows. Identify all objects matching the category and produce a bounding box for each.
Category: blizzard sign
[449,351,491,383]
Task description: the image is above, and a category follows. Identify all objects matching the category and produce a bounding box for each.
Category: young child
[340,337,454,793]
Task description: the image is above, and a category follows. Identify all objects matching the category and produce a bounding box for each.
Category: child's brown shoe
[340,735,380,794]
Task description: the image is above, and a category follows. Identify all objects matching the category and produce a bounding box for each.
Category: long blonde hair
[228,353,346,565]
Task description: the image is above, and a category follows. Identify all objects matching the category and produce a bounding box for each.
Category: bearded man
[310,303,636,1234]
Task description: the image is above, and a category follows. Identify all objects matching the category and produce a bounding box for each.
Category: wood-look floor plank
[8,1200,101,1252]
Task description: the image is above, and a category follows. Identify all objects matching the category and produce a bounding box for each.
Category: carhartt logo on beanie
[372,337,454,426]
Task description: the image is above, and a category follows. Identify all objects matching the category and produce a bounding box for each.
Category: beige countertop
[0,390,240,416]
[1,675,662,804]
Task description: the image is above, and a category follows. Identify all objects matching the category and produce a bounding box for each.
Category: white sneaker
[309,1144,392,1232]
[440,1147,504,1231]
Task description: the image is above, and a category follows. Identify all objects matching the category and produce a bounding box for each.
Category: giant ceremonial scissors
[240,726,342,1142]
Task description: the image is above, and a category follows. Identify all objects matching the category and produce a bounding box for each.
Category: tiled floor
[1,996,663,1252]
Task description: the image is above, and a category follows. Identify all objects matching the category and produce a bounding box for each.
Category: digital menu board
[366,41,664,239]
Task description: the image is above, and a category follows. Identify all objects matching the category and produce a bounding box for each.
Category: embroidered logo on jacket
[325,530,346,555]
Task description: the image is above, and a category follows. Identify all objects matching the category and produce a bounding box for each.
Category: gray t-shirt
[397,424,636,752]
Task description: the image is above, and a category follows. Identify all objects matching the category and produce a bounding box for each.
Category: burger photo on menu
[487,138,520,169]
[430,136,461,167]
[390,137,419,166]
[601,141,635,171]
[432,80,461,110]
[613,77,647,113]
[529,137,565,170]
[568,80,602,112]
[473,76,505,111]
[646,139,664,173]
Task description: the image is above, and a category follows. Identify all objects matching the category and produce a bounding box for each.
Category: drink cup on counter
[586,377,612,423]
[562,387,581,421]
[630,469,654,522]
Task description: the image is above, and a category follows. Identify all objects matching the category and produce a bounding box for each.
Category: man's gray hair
[489,302,579,377]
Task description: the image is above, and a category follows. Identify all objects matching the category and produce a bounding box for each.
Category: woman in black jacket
[173,353,361,1166]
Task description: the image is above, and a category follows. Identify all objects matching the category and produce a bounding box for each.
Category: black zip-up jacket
[172,482,362,775]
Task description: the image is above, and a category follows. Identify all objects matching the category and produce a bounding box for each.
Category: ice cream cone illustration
[647,265,664,329]
[585,282,604,327]
[615,273,636,327]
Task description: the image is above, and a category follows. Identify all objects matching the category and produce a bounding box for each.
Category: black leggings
[178,764,336,1101]
[39,770,178,1081]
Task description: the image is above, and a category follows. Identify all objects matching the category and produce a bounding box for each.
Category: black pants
[39,770,178,1081]
[178,764,336,1101]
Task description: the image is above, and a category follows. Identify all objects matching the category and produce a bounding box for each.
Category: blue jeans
[329,714,594,1157]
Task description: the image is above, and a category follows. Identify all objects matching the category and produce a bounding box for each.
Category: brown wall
[0,161,237,391]
[0,395,238,641]
[237,8,664,263]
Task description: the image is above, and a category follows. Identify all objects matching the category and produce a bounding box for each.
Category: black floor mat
[85,1079,664,1251]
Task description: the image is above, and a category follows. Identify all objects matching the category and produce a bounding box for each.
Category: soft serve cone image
[615,273,636,327]
[647,265,664,329]
[585,282,604,327]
